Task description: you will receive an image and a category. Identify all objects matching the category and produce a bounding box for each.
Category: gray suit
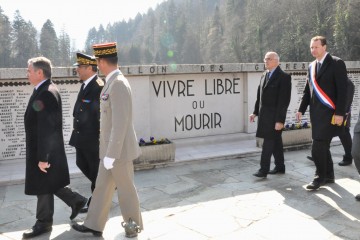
[84,70,143,231]
[352,111,360,173]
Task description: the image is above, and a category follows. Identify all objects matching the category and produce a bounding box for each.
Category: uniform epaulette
[96,78,104,87]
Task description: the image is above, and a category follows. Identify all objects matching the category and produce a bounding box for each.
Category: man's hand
[38,161,51,173]
[249,114,257,123]
[275,122,284,131]
[295,112,302,122]
[333,115,344,126]
[104,157,115,170]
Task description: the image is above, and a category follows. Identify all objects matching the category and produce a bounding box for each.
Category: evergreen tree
[0,7,12,67]
[58,28,71,66]
[128,44,141,64]
[85,27,98,54]
[11,10,38,67]
[40,19,59,65]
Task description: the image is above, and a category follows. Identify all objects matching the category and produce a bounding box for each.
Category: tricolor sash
[309,61,336,110]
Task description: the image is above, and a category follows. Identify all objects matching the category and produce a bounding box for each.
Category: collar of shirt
[35,79,48,90]
[268,69,274,78]
[318,52,328,65]
[105,69,120,83]
[82,74,97,89]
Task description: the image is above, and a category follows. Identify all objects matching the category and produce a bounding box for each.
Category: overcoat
[298,54,347,140]
[253,66,292,139]
[24,80,70,195]
[69,76,104,149]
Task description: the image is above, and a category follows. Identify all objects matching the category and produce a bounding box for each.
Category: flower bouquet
[281,121,312,146]
[139,137,172,146]
[283,121,311,131]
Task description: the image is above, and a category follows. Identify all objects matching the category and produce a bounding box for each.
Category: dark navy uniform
[70,52,104,202]
[69,75,104,193]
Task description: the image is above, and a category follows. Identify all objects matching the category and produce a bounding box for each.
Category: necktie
[79,83,85,98]
[317,62,321,76]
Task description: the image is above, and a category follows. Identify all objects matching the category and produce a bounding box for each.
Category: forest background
[0,0,359,68]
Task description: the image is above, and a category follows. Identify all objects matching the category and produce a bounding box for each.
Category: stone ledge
[134,142,176,170]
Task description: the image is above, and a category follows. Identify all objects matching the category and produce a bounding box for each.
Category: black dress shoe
[306,179,326,190]
[268,168,285,174]
[253,171,267,178]
[355,194,360,201]
[79,206,88,213]
[307,156,313,161]
[338,160,352,166]
[22,224,52,239]
[72,223,102,236]
[326,178,335,183]
[70,198,87,220]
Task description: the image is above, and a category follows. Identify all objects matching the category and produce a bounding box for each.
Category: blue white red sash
[309,61,335,110]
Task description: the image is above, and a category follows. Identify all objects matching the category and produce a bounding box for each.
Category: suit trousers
[312,139,334,180]
[352,132,360,174]
[339,127,352,160]
[75,147,100,192]
[36,187,85,225]
[260,134,285,172]
[84,160,143,232]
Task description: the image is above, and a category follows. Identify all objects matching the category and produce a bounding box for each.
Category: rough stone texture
[1,61,358,79]
[134,143,176,170]
[256,128,312,147]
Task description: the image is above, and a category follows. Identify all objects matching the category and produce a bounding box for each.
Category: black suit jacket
[253,66,292,139]
[24,80,70,195]
[298,53,347,140]
[69,75,104,149]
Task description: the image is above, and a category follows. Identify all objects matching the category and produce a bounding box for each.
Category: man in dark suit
[296,36,348,190]
[69,53,104,213]
[23,57,87,239]
[352,110,360,200]
[250,51,292,178]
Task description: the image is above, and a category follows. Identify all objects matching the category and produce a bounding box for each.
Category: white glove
[103,156,115,170]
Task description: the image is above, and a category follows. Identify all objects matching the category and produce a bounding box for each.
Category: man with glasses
[250,51,292,178]
[69,53,104,212]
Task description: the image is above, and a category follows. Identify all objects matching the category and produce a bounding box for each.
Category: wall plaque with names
[0,79,80,160]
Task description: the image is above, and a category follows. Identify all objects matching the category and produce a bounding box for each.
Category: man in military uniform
[69,53,104,212]
[72,42,143,238]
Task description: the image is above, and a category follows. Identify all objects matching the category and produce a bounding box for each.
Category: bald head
[263,52,280,71]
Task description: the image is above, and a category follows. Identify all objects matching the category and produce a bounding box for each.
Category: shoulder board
[96,78,104,87]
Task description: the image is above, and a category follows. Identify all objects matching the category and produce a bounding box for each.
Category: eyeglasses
[263,58,273,62]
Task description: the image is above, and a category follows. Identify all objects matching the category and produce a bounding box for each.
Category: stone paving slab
[1,145,360,239]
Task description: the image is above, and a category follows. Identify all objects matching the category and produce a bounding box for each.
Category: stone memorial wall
[0,62,359,161]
